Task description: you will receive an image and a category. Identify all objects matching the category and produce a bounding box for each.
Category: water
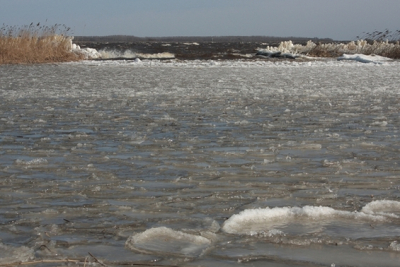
[1,59,400,266]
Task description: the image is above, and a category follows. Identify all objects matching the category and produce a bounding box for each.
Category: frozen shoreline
[72,39,400,63]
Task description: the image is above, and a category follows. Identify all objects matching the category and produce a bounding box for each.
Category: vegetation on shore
[1,24,400,63]
[308,29,400,58]
[0,23,83,64]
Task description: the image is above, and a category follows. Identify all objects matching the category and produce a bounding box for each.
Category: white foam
[126,227,211,257]
[99,49,137,59]
[72,45,102,59]
[136,52,175,59]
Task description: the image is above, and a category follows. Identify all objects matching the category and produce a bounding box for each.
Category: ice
[14,158,48,165]
[257,39,400,62]
[222,205,386,235]
[0,243,34,265]
[126,227,211,257]
[99,49,138,59]
[71,43,102,59]
[2,58,400,266]
[389,241,400,251]
[361,200,400,218]
[337,53,392,64]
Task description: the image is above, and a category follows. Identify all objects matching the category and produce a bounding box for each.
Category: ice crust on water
[126,227,211,257]
[71,58,400,69]
[2,60,400,266]
[0,243,34,265]
[361,200,400,218]
[222,204,388,235]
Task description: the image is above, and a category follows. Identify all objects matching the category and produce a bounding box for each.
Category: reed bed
[0,23,83,64]
[307,39,400,59]
[260,38,400,59]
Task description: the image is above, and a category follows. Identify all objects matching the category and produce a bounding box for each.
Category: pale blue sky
[1,0,399,40]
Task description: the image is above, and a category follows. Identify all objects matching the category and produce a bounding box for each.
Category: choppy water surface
[1,59,400,266]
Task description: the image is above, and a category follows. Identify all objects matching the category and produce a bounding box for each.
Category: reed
[0,23,83,64]
[307,40,400,59]
[309,29,400,59]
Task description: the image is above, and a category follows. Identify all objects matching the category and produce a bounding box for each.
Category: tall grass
[0,23,83,64]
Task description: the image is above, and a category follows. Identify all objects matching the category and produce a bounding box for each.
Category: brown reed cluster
[0,23,83,64]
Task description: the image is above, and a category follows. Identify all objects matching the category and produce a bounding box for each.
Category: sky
[1,0,399,41]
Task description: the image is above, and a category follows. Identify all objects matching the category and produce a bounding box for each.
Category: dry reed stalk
[0,23,84,64]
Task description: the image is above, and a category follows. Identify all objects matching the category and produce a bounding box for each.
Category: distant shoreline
[74,35,343,44]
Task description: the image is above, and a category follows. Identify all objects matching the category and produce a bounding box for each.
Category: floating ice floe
[222,200,400,238]
[126,227,212,257]
[337,53,392,64]
[361,200,400,218]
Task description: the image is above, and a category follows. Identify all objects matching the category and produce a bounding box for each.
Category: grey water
[1,59,400,266]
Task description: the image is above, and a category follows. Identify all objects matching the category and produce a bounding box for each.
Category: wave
[99,49,175,59]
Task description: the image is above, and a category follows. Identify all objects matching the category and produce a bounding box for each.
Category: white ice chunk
[73,47,102,59]
[337,54,392,64]
[222,206,386,235]
[126,227,211,257]
[361,200,400,218]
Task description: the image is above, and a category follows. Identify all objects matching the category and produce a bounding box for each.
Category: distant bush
[0,23,83,64]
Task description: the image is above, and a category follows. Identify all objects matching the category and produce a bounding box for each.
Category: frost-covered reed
[260,39,400,59]
[0,23,83,64]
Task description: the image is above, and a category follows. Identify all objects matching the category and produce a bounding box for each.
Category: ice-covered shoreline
[68,57,398,69]
[71,38,398,64]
